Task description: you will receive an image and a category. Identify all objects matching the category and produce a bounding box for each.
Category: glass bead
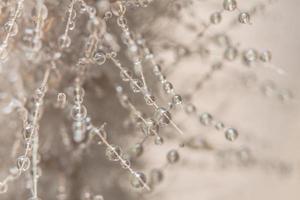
[130,79,144,93]
[17,155,31,171]
[141,119,159,136]
[58,35,71,49]
[239,12,250,24]
[120,155,131,169]
[93,50,106,65]
[71,105,87,121]
[225,128,239,141]
[215,122,225,130]
[163,82,173,94]
[223,0,237,11]
[150,169,164,184]
[72,121,87,143]
[152,65,162,76]
[120,68,132,81]
[210,12,222,24]
[224,46,238,61]
[243,49,258,64]
[130,143,144,157]
[154,107,171,126]
[167,149,180,164]
[144,93,155,105]
[199,112,213,126]
[154,136,164,145]
[172,94,183,105]
[184,103,196,114]
[131,172,147,189]
[260,50,272,62]
[105,145,122,161]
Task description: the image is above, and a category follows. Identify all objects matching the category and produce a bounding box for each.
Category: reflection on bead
[131,172,147,188]
[210,12,222,24]
[154,107,171,126]
[93,50,106,65]
[243,49,258,64]
[130,143,144,157]
[239,12,250,24]
[105,145,122,161]
[260,50,272,63]
[130,79,143,93]
[167,149,180,164]
[172,94,182,105]
[223,0,237,11]
[150,169,164,184]
[163,82,173,94]
[225,128,239,141]
[154,136,164,145]
[199,112,213,126]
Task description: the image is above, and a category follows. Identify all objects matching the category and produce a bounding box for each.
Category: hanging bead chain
[111,1,149,92]
[88,123,151,191]
[106,52,185,136]
[115,86,162,150]
[0,67,51,194]
[0,0,25,62]
[58,0,78,49]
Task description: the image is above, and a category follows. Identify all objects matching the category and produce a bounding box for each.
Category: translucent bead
[215,122,225,130]
[210,12,222,24]
[72,121,87,143]
[71,105,87,121]
[144,93,155,105]
[17,155,31,171]
[172,94,183,105]
[243,49,258,64]
[154,107,171,126]
[120,68,132,81]
[58,35,71,49]
[120,155,131,169]
[223,0,237,11]
[141,119,159,136]
[224,47,238,61]
[152,65,161,76]
[239,12,250,24]
[150,169,164,184]
[184,103,196,114]
[130,143,144,157]
[199,112,213,126]
[0,182,8,194]
[131,172,147,189]
[163,82,173,94]
[260,50,272,62]
[130,79,143,93]
[154,136,164,145]
[167,150,180,164]
[105,145,122,161]
[93,50,106,65]
[225,128,239,141]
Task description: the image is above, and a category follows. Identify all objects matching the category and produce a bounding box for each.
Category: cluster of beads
[0,0,25,62]
[0,68,50,195]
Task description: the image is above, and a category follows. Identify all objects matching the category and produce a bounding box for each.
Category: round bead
[120,68,132,81]
[172,94,183,105]
[150,169,164,184]
[130,143,144,157]
[239,12,250,24]
[243,49,258,64]
[224,46,238,61]
[225,128,239,141]
[105,145,122,161]
[131,172,147,189]
[210,12,222,24]
[154,136,164,145]
[199,112,213,126]
[93,50,106,65]
[141,119,159,136]
[163,82,173,94]
[58,35,71,49]
[223,0,237,11]
[167,150,180,164]
[144,93,155,105]
[260,50,272,62]
[130,79,143,93]
[154,107,172,126]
